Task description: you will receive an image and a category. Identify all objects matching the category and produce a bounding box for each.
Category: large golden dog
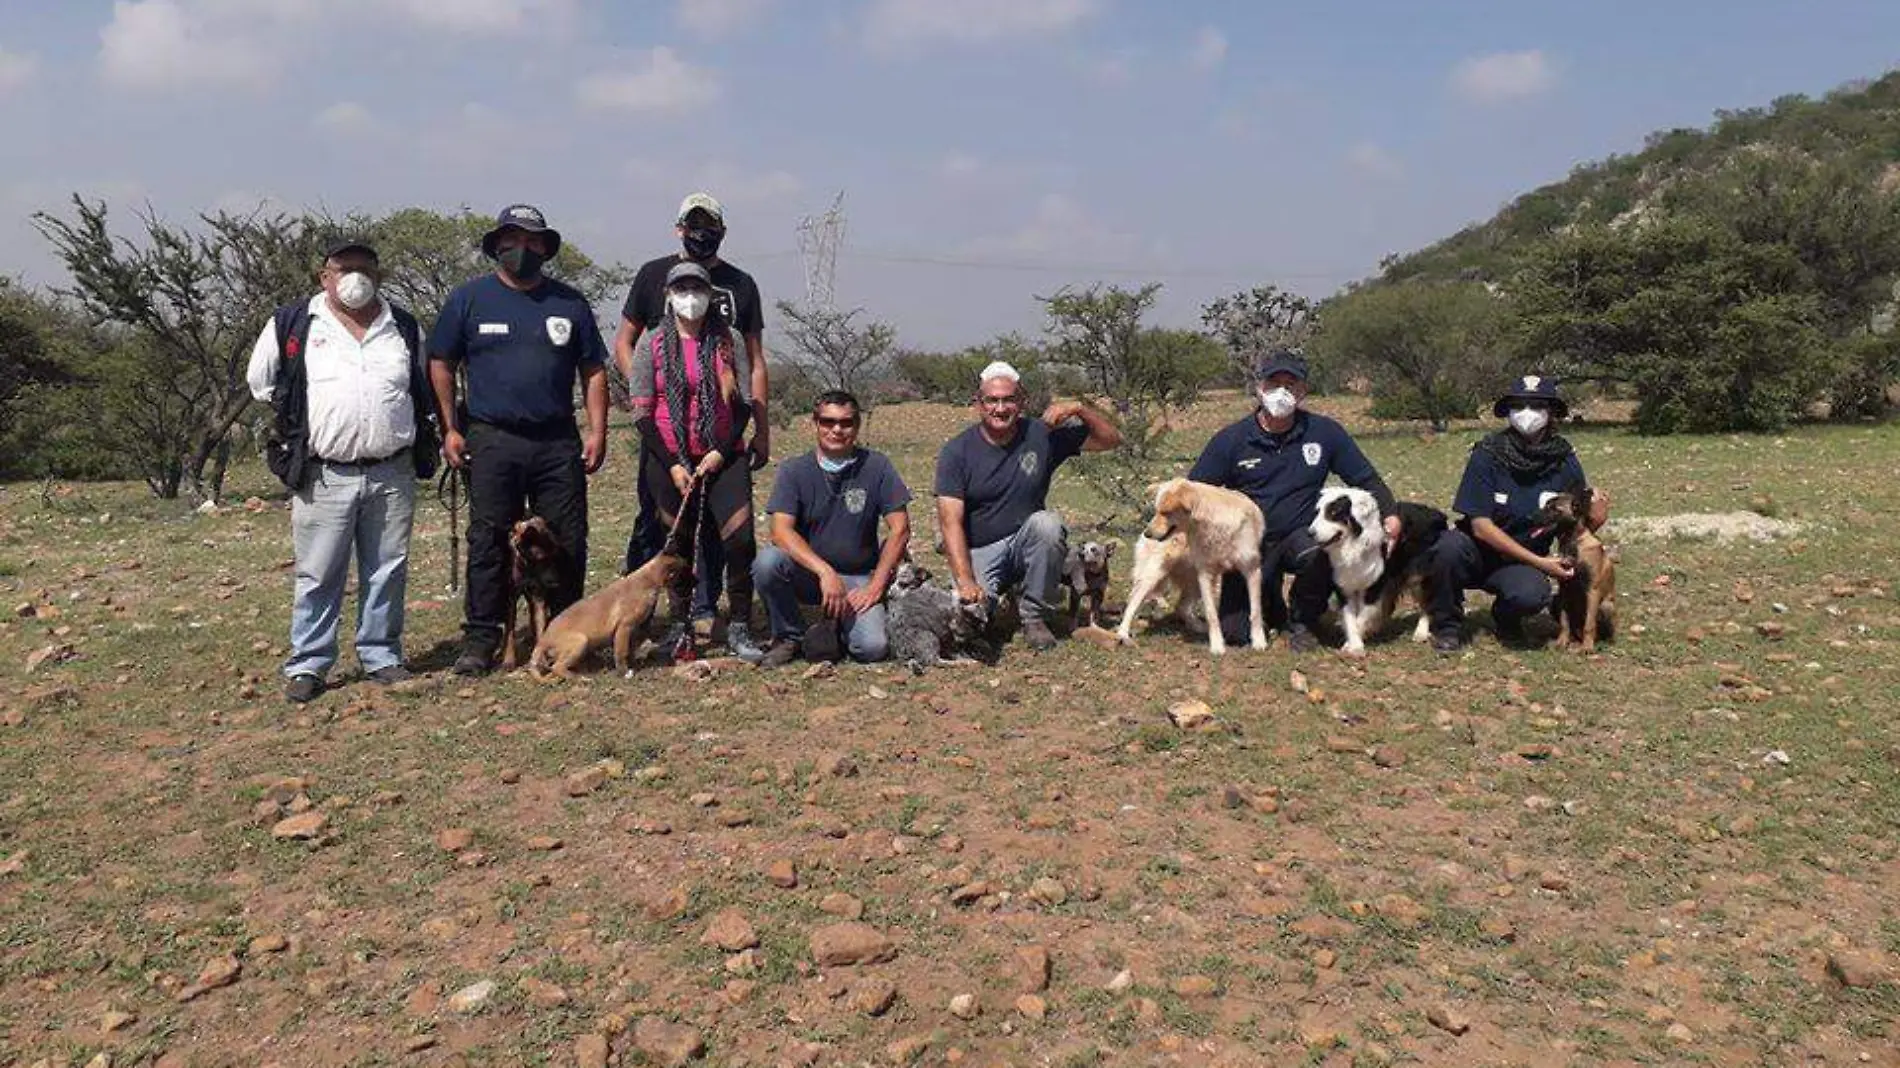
[1117,478,1267,655]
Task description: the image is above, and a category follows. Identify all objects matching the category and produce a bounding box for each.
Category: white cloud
[1189,26,1227,73]
[386,0,577,33]
[1073,50,1135,86]
[97,0,274,90]
[0,48,35,94]
[864,0,1098,49]
[1344,141,1403,180]
[313,101,385,138]
[677,0,774,37]
[695,162,801,207]
[962,192,1141,264]
[1450,49,1555,104]
[575,47,721,116]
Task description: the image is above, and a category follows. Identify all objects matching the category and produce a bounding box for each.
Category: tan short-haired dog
[1531,484,1616,653]
[529,477,703,678]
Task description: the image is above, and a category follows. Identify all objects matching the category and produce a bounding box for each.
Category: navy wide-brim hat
[1493,374,1568,419]
[480,203,563,260]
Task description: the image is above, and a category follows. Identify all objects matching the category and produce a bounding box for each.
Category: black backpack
[265,301,441,491]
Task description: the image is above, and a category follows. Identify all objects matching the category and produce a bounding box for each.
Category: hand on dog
[1539,556,1576,581]
[695,450,725,479]
[1382,514,1402,557]
[819,568,850,618]
[955,577,985,605]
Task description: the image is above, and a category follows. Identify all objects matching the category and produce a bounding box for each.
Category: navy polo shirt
[1188,411,1392,539]
[935,418,1088,549]
[766,449,911,575]
[1451,443,1587,555]
[428,274,608,429]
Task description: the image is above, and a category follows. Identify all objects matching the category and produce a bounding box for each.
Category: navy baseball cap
[1251,349,1308,383]
[480,203,563,259]
[665,261,712,288]
[1493,374,1568,418]
[322,237,378,262]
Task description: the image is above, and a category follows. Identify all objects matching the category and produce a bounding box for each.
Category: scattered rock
[518,976,569,1008]
[1106,969,1133,992]
[810,922,896,966]
[1289,914,1355,941]
[715,807,754,828]
[1028,876,1068,907]
[817,752,858,778]
[499,768,521,785]
[436,827,474,852]
[1312,948,1338,969]
[1014,993,1047,1020]
[1371,745,1407,768]
[672,660,716,682]
[1479,917,1517,942]
[1374,893,1428,929]
[1166,699,1214,730]
[176,955,241,1002]
[949,880,993,906]
[524,835,563,852]
[801,661,836,681]
[565,766,609,796]
[404,1035,437,1054]
[724,949,761,976]
[1426,1003,1470,1036]
[847,976,897,1016]
[633,1016,706,1067]
[1325,736,1363,754]
[270,811,326,841]
[643,886,691,922]
[701,908,760,952]
[248,933,289,955]
[766,858,798,888]
[1013,944,1052,992]
[1665,1022,1696,1043]
[884,1034,931,1065]
[1171,975,1217,998]
[573,1033,610,1068]
[446,979,497,1014]
[948,993,979,1020]
[1828,950,1894,989]
[100,1010,137,1033]
[1538,872,1572,893]
[818,892,864,920]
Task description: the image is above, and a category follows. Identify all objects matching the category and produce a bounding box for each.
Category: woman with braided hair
[628,261,762,662]
[1423,375,1611,653]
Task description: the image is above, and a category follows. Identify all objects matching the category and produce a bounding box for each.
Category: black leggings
[639,448,755,627]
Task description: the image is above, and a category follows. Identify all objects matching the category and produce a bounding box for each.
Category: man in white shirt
[246,238,436,703]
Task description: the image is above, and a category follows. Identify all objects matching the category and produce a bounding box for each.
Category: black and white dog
[1060,540,1115,629]
[1307,487,1448,656]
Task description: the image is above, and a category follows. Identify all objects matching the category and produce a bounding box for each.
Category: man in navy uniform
[1188,350,1401,652]
[429,204,611,676]
[1425,374,1610,652]
[752,390,911,667]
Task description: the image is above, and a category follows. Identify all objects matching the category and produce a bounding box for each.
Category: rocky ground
[1,400,1896,1067]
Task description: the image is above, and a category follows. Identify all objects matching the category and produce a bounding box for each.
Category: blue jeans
[752,547,889,662]
[967,509,1067,623]
[286,456,416,679]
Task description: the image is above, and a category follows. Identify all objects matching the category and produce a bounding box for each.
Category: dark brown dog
[501,516,568,670]
[1531,484,1616,653]
[529,477,703,678]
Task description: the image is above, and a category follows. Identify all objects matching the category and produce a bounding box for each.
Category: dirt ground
[1,397,1896,1067]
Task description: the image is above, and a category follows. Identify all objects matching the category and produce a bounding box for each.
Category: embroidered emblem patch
[1019,451,1039,476]
[844,487,868,515]
[545,316,573,346]
[1301,443,1322,466]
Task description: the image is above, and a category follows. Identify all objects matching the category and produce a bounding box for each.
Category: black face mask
[497,245,547,281]
[682,227,724,261]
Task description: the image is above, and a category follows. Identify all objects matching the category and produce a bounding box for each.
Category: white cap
[677,192,725,225]
[978,360,1021,386]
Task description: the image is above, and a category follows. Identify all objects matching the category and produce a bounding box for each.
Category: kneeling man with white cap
[933,362,1121,650]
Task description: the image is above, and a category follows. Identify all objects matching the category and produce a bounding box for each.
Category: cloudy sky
[1,0,1897,349]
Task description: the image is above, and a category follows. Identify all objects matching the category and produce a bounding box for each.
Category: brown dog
[529,477,703,678]
[501,516,568,670]
[1532,484,1616,653]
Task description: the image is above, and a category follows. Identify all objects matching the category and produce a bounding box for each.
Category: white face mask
[669,290,710,322]
[1258,386,1298,420]
[1508,407,1549,437]
[335,271,377,311]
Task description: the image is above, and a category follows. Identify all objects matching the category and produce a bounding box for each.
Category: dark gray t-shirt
[766,449,911,575]
[933,418,1087,549]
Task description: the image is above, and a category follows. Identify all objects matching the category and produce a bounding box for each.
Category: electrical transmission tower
[795,191,846,310]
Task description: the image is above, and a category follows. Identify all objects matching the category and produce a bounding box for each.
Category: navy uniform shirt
[429,274,608,429]
[766,448,911,575]
[935,418,1088,549]
[1451,442,1586,555]
[1188,411,1394,540]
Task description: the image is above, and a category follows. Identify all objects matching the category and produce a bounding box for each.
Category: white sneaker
[727,621,766,664]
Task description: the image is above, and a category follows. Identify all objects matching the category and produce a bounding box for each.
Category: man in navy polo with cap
[1424,374,1609,652]
[1188,349,1401,652]
[429,204,611,676]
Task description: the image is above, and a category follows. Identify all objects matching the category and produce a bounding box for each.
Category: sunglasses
[815,416,859,429]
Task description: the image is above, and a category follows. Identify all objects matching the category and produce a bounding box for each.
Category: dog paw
[1341,645,1367,659]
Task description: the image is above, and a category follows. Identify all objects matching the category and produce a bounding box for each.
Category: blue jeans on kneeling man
[752,546,890,663]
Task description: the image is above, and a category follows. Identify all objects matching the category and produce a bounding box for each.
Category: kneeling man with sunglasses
[752,390,913,667]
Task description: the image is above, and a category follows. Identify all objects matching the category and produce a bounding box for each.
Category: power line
[736,245,1357,281]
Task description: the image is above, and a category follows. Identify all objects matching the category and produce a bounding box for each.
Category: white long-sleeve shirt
[246,294,418,464]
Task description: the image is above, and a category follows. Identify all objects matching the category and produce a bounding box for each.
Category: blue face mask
[817,453,851,474]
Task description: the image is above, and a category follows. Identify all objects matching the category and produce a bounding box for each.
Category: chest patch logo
[1019,451,1039,476]
[478,322,509,335]
[1302,443,1323,467]
[1494,492,1510,505]
[545,316,573,346]
[1236,458,1261,470]
[844,487,868,515]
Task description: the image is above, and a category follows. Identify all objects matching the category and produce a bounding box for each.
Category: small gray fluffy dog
[887,560,993,673]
